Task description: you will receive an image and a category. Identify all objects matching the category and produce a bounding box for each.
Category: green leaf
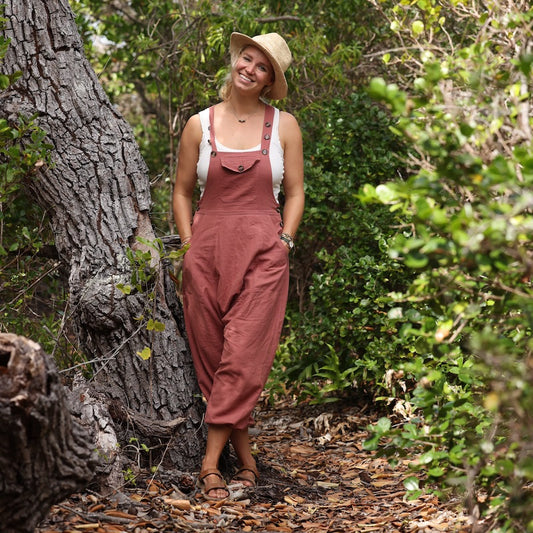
[0,73,10,90]
[137,347,152,360]
[375,184,397,203]
[116,283,132,295]
[495,459,514,476]
[363,434,380,451]
[376,417,392,433]
[147,319,166,332]
[404,252,428,269]
[411,20,424,36]
[368,77,387,99]
[428,467,445,477]
[404,476,420,491]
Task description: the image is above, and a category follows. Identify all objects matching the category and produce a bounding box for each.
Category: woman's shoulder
[182,112,203,144]
[277,109,302,149]
[278,109,301,133]
[196,104,223,129]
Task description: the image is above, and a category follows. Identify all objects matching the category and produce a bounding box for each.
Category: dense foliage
[270,92,413,403]
[358,1,533,530]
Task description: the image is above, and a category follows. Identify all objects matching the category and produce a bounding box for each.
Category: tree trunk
[0,333,96,533]
[0,0,205,472]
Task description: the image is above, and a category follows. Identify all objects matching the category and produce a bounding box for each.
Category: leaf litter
[36,397,482,532]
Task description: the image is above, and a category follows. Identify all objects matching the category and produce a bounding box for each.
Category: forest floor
[36,396,482,533]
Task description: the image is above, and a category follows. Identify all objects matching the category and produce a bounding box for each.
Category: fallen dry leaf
[103,510,137,519]
[288,444,316,456]
[163,498,191,510]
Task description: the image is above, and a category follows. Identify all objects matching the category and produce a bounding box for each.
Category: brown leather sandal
[196,468,230,501]
[230,464,259,488]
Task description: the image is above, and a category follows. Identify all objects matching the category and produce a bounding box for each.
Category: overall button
[264,134,271,140]
[262,149,268,155]
[265,122,271,128]
[211,151,217,157]
[238,165,244,172]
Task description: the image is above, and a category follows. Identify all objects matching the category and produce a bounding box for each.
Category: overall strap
[208,106,218,155]
[260,105,275,156]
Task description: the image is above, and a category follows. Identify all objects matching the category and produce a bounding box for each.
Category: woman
[173,31,304,501]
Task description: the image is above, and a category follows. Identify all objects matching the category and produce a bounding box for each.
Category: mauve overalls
[182,105,289,430]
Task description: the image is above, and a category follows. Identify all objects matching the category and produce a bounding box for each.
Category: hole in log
[0,349,10,367]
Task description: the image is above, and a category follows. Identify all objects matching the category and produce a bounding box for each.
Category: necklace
[228,102,261,123]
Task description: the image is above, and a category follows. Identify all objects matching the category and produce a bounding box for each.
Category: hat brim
[230,32,288,100]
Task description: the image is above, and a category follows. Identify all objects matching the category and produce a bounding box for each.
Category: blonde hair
[218,46,274,101]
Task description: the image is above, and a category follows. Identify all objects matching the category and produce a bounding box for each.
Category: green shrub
[360,2,533,528]
[270,91,413,402]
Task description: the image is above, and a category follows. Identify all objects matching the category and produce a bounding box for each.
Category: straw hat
[230,32,292,100]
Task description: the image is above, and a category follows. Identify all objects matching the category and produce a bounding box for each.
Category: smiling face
[232,45,274,97]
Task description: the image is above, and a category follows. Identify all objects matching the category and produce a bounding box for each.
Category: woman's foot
[229,427,258,488]
[197,424,233,500]
[197,468,230,500]
[230,463,259,488]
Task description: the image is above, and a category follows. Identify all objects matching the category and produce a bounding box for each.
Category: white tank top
[196,106,285,202]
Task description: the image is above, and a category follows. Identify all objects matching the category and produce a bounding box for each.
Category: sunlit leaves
[364,0,533,526]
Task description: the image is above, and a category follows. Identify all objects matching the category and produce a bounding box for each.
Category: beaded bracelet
[280,233,294,250]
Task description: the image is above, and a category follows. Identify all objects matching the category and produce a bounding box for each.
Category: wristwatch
[280,232,294,250]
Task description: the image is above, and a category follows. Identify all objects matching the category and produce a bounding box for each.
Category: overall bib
[182,105,289,430]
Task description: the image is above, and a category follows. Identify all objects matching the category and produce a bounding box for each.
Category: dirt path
[37,399,475,532]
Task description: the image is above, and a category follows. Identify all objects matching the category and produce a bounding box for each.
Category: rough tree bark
[0,0,205,473]
[0,333,96,533]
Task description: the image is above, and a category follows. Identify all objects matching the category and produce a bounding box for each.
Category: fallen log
[0,333,96,533]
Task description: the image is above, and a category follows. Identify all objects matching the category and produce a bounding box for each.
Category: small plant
[122,466,138,487]
[124,437,151,468]
[115,236,190,361]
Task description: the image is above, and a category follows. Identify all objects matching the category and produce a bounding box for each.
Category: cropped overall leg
[183,211,289,429]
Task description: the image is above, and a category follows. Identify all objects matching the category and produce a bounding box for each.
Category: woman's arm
[279,111,305,243]
[173,114,202,245]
